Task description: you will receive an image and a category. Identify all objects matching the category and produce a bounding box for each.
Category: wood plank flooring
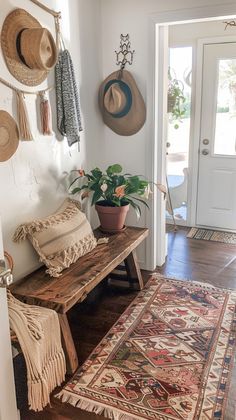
[21,227,236,419]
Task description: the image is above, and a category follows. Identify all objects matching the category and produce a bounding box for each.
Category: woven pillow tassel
[39,91,52,135]
[16,91,33,141]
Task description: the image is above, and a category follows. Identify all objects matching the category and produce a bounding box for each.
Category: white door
[196,42,236,230]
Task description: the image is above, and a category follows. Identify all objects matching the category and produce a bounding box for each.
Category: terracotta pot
[95,201,130,233]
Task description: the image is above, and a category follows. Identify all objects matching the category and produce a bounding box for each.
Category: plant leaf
[91,189,103,205]
[129,195,150,209]
[69,177,80,189]
[91,168,102,179]
[70,187,82,195]
[126,199,141,219]
[107,164,122,175]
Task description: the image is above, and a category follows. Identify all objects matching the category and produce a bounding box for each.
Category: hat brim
[1,8,49,86]
[99,70,146,136]
[0,111,19,162]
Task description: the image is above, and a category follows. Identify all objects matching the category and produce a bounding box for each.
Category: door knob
[202,149,209,155]
[202,138,209,145]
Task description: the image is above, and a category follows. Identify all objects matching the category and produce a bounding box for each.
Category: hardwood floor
[21,227,236,419]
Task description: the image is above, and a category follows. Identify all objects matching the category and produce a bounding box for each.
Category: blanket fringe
[8,292,66,411]
[56,390,139,420]
[29,350,66,411]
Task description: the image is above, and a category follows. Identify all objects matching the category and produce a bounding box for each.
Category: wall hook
[223,20,236,30]
[115,34,135,71]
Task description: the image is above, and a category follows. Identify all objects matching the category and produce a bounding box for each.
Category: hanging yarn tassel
[16,91,33,141]
[39,90,52,135]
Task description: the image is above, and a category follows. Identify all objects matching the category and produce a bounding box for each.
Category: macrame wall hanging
[0,77,54,140]
[0,0,62,140]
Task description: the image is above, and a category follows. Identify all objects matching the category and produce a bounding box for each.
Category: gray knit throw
[55,50,83,147]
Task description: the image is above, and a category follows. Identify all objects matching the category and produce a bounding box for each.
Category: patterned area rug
[56,276,236,420]
[187,227,236,244]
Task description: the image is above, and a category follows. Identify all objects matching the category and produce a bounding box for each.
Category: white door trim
[146,3,236,269]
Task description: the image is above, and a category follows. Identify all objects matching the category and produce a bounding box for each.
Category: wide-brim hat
[1,8,57,86]
[0,111,19,162]
[99,70,146,136]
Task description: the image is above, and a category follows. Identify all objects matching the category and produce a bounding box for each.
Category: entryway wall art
[0,0,83,158]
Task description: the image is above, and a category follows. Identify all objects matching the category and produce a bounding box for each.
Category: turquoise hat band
[103,79,132,118]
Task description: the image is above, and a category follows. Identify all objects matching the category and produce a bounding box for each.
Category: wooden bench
[11,226,148,375]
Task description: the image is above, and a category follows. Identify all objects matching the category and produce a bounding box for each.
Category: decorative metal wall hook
[223,20,236,30]
[115,34,135,71]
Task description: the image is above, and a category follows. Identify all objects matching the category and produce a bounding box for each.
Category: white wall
[0,0,102,281]
[1,0,235,279]
[100,0,235,173]
[100,0,236,266]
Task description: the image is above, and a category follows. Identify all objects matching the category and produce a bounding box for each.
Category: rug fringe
[56,390,142,420]
[151,273,236,293]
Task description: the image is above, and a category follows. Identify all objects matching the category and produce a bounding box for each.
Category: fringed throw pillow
[13,198,97,277]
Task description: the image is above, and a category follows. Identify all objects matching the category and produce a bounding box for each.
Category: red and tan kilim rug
[56,276,236,420]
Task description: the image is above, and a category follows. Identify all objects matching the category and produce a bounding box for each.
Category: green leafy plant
[69,164,151,219]
[168,68,186,129]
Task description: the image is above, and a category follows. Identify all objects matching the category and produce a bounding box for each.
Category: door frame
[146,3,236,270]
[189,35,236,229]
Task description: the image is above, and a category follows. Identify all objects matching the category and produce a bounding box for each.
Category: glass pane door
[214,58,236,155]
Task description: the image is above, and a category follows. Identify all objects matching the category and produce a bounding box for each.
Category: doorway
[196,41,236,231]
[165,22,236,232]
[146,4,236,269]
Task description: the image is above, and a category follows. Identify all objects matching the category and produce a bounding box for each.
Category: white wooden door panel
[197,42,236,230]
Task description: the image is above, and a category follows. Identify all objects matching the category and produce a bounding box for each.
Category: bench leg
[124,250,144,290]
[58,313,78,375]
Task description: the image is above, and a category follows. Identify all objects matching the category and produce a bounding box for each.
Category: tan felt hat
[0,111,19,162]
[1,8,57,86]
[98,70,146,136]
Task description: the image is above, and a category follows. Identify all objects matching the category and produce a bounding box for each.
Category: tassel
[12,224,28,242]
[16,91,33,141]
[39,91,52,135]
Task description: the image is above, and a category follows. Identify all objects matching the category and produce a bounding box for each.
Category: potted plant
[69,164,151,233]
[168,68,186,129]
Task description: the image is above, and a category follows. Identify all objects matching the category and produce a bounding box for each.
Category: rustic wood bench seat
[11,226,148,375]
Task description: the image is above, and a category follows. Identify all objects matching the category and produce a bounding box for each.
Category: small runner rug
[56,275,236,420]
[187,227,236,244]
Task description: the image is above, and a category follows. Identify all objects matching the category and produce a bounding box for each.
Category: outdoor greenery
[69,164,151,218]
[168,68,187,129]
[219,60,236,113]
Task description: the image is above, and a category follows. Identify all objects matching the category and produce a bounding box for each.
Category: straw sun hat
[0,111,19,162]
[1,8,57,86]
[99,70,146,136]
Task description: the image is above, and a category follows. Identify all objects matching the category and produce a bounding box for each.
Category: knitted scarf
[7,291,66,411]
[55,49,83,147]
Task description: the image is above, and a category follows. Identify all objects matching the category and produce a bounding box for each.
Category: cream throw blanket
[7,291,66,411]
